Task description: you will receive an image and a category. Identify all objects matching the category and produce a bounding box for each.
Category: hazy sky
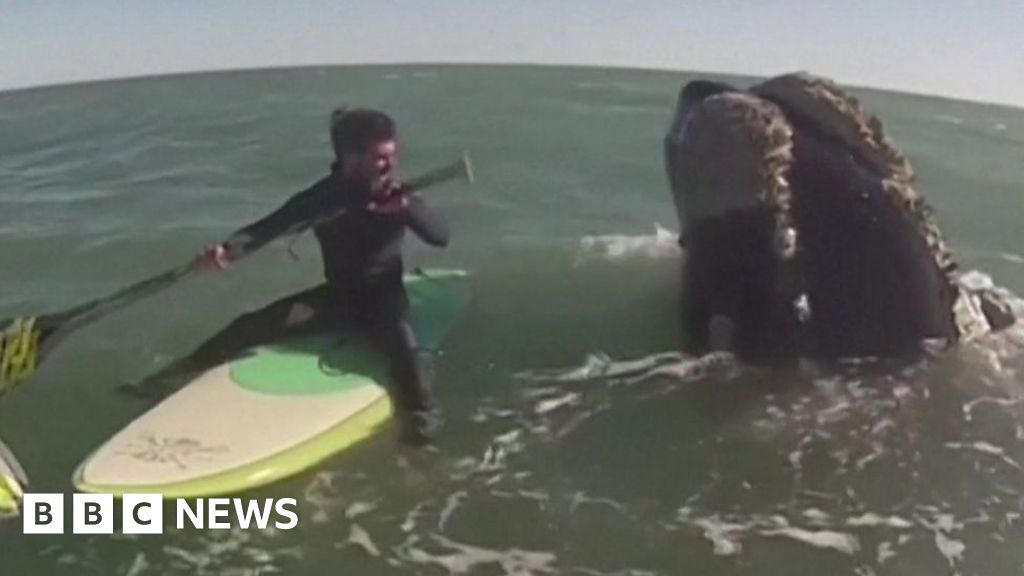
[2,1,1023,106]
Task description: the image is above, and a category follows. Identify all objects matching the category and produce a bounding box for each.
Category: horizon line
[2,60,1021,112]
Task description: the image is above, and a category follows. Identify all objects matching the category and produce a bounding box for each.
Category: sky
[2,0,1023,107]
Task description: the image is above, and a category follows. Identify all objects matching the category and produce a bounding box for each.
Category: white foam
[438,491,469,531]
[402,502,428,533]
[845,513,913,529]
[802,508,832,525]
[515,353,614,383]
[962,395,1023,422]
[516,351,736,397]
[692,516,749,556]
[516,351,695,383]
[578,224,681,261]
[344,524,381,557]
[934,531,965,569]
[535,392,582,415]
[626,352,736,385]
[125,553,149,576]
[957,270,996,292]
[344,501,377,519]
[759,527,861,555]
[569,491,627,513]
[162,546,212,570]
[303,470,355,525]
[398,533,558,575]
[877,542,897,564]
[678,510,864,557]
[474,429,525,473]
[999,252,1024,264]
[945,441,1022,470]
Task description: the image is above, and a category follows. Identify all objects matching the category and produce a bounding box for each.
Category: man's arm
[197,180,336,268]
[367,185,450,247]
[405,195,450,247]
[223,192,315,258]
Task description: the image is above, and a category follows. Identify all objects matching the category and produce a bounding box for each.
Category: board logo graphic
[119,435,229,470]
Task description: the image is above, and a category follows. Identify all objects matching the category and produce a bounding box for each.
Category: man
[190,107,449,446]
[664,72,1015,362]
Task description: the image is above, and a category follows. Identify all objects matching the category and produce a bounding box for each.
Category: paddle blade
[0,317,43,394]
[0,437,27,518]
[0,474,23,518]
[406,152,476,192]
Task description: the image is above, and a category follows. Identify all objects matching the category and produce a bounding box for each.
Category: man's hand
[195,243,232,270]
[367,180,411,215]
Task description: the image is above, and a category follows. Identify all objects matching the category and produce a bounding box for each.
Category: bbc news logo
[22,494,299,534]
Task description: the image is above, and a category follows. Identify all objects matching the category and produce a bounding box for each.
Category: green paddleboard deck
[232,268,471,395]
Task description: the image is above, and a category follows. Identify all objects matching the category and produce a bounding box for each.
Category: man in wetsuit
[191,108,449,446]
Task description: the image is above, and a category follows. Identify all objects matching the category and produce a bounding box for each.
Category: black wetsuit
[185,171,449,441]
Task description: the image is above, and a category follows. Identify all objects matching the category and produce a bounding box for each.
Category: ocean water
[0,64,1023,575]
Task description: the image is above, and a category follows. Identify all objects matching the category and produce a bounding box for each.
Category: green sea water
[1,64,1023,575]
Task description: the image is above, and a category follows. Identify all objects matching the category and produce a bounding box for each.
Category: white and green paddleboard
[74,269,470,498]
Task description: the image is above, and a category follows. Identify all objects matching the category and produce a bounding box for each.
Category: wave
[999,252,1024,264]
[577,224,681,262]
[566,100,666,116]
[573,80,669,97]
[672,506,977,564]
[515,350,735,386]
[503,304,1024,570]
[933,114,964,126]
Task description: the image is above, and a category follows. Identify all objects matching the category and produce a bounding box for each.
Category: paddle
[0,152,475,395]
[0,437,27,517]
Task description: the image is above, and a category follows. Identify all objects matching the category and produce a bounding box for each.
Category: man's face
[344,138,397,198]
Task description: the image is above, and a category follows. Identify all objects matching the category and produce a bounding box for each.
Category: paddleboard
[73,268,470,498]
